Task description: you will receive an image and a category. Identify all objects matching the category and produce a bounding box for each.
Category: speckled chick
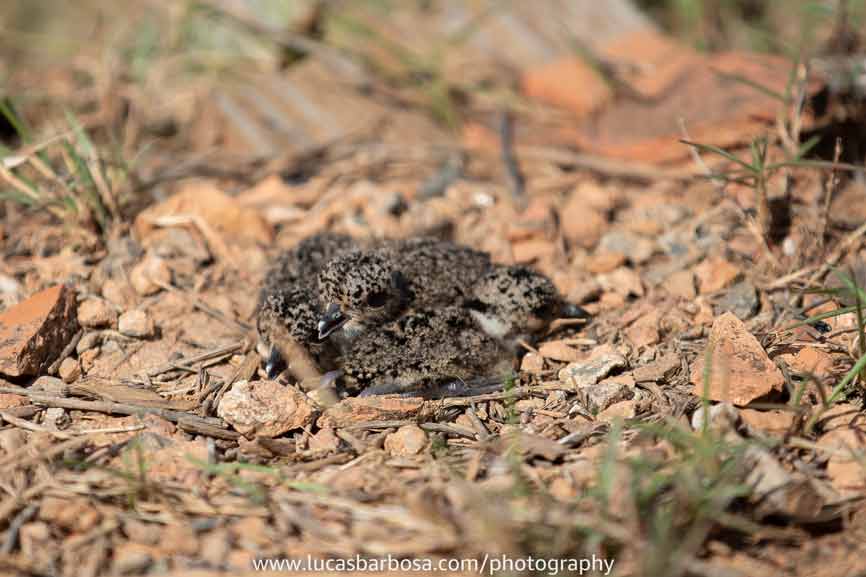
[336,305,511,396]
[316,238,491,340]
[467,264,588,347]
[255,233,355,380]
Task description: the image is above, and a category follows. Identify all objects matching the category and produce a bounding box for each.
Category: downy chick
[255,233,355,380]
[316,238,490,340]
[335,305,511,396]
[467,264,588,350]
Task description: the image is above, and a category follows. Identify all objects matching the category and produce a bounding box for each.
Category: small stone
[118,309,154,338]
[598,230,655,264]
[624,311,661,349]
[39,496,101,532]
[633,354,680,382]
[694,256,741,294]
[111,542,153,575]
[30,375,68,397]
[559,347,627,389]
[0,285,79,377]
[520,352,545,372]
[129,254,171,296]
[309,427,341,451]
[583,377,635,413]
[218,380,316,438]
[596,399,637,422]
[661,270,696,299]
[780,347,835,379]
[597,267,644,298]
[584,252,626,274]
[561,204,607,249]
[690,312,785,405]
[58,358,81,383]
[384,424,427,456]
[713,281,758,320]
[200,529,230,568]
[538,341,583,362]
[101,278,136,308]
[739,409,794,437]
[512,239,556,264]
[160,523,199,556]
[77,299,117,328]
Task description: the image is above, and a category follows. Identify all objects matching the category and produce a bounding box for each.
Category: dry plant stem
[146,341,244,377]
[47,328,84,375]
[818,138,843,251]
[0,386,235,439]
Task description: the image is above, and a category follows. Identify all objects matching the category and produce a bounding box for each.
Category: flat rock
[739,408,794,438]
[0,285,79,377]
[77,299,117,328]
[134,180,273,250]
[633,353,680,382]
[597,266,644,298]
[559,346,627,389]
[384,424,427,456]
[583,376,635,413]
[217,380,317,438]
[816,404,866,497]
[694,256,741,294]
[538,341,583,362]
[780,347,835,380]
[118,309,154,338]
[690,312,784,405]
[317,396,425,428]
[624,310,661,348]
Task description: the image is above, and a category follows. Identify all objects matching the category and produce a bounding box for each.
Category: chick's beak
[318,303,347,340]
[264,345,285,379]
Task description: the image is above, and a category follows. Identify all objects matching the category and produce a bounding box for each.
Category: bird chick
[255,233,355,380]
[467,264,588,348]
[336,305,511,396]
[316,238,490,341]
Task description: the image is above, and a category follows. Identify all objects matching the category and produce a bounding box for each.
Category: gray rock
[713,281,758,320]
[559,350,627,389]
[598,230,655,263]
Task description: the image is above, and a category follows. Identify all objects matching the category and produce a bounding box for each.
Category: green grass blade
[680,140,758,173]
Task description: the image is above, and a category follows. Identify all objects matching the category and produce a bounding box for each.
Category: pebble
[118,309,154,338]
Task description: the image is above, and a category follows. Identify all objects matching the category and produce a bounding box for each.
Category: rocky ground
[2,1,866,576]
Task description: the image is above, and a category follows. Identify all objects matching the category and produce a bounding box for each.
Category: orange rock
[694,256,741,294]
[598,267,644,298]
[384,424,427,456]
[816,405,866,496]
[134,180,273,250]
[538,341,583,363]
[585,252,626,274]
[780,347,835,379]
[625,310,661,349]
[598,29,700,99]
[512,239,556,264]
[520,352,545,373]
[0,393,27,410]
[739,409,794,437]
[522,58,612,119]
[317,396,424,428]
[0,285,79,377]
[661,270,696,300]
[561,199,607,249]
[690,312,785,405]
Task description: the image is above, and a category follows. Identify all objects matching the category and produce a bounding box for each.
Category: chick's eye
[366,290,388,308]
